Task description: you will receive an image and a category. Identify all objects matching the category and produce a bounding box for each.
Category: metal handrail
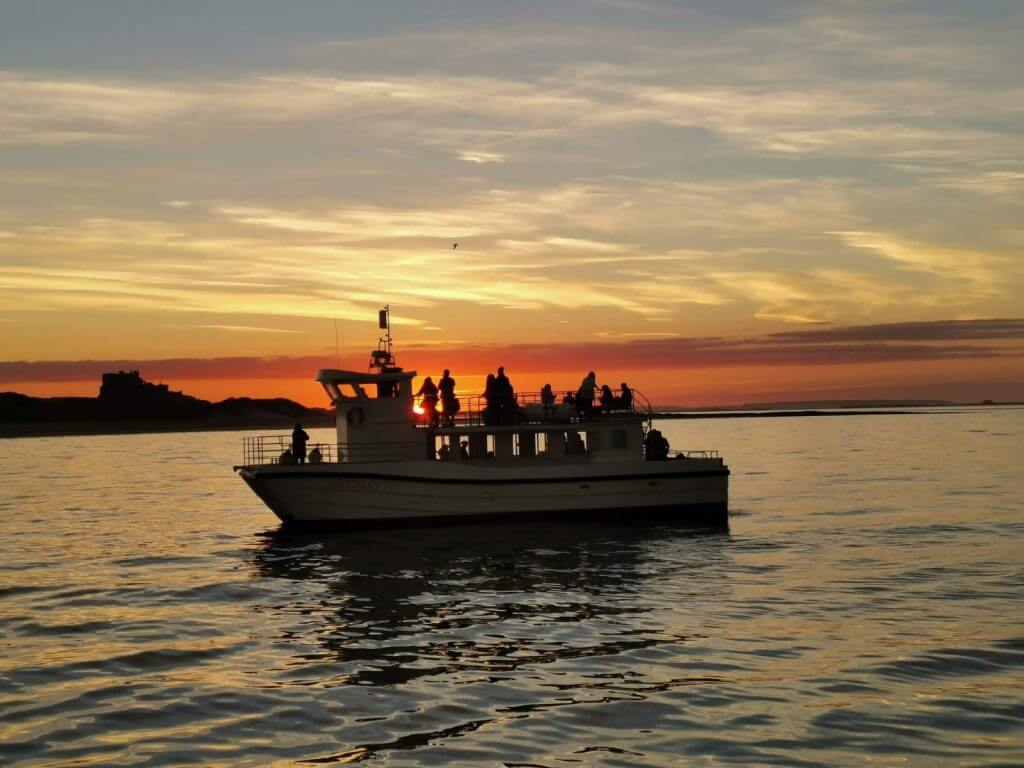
[241,435,423,467]
[669,449,721,460]
[418,386,651,428]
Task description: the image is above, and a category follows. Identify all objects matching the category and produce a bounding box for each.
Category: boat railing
[421,386,653,428]
[664,449,721,461]
[241,435,422,466]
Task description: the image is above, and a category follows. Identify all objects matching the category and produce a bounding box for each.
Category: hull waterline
[238,460,729,529]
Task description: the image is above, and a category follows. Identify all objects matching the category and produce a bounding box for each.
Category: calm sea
[1,408,1022,767]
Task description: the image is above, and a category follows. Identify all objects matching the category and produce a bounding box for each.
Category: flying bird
[453,243,458,249]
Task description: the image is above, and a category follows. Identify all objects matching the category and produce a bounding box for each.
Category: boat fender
[346,407,365,427]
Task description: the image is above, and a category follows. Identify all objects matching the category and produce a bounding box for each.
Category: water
[1,408,1022,767]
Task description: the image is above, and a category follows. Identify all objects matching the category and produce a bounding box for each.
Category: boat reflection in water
[249,521,735,764]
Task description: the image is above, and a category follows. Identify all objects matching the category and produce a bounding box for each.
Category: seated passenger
[459,441,470,460]
[600,384,615,411]
[644,428,670,461]
[567,431,587,455]
[617,382,634,411]
[308,445,323,465]
[438,443,452,461]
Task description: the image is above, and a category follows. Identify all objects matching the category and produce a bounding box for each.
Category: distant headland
[0,370,333,438]
[1,372,1018,439]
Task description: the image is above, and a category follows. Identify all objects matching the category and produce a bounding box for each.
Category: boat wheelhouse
[235,308,729,528]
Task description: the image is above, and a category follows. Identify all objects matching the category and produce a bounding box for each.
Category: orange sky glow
[1,3,1022,405]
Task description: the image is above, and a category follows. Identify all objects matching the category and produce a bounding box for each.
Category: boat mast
[371,305,398,372]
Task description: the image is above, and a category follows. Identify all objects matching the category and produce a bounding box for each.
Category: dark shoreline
[653,403,1022,420]
[655,408,924,419]
[0,417,335,440]
[2,403,1020,439]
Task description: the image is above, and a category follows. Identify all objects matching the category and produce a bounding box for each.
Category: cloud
[831,230,1013,303]
[3,318,1021,385]
[769,318,1024,343]
[194,325,304,334]
[0,4,1021,364]
[457,150,505,164]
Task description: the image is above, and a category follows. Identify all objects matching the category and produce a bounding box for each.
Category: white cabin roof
[315,368,416,384]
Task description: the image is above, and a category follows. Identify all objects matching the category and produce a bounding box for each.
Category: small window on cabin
[612,429,628,450]
[536,433,549,454]
[567,431,587,455]
[338,383,361,399]
[516,433,537,458]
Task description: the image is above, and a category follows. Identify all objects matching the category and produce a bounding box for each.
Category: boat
[235,307,729,528]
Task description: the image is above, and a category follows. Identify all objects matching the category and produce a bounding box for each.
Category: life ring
[346,407,365,427]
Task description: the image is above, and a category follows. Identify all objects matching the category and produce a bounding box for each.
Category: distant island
[652,398,1020,419]
[0,370,333,438]
[1,373,1018,438]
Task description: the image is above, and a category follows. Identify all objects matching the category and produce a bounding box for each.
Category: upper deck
[414,386,651,433]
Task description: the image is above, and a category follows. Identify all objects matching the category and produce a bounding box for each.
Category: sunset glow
[1,2,1022,405]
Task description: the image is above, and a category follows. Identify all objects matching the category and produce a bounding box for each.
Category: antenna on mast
[370,304,399,372]
[333,317,340,368]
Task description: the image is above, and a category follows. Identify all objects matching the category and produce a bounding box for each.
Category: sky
[1,0,1022,406]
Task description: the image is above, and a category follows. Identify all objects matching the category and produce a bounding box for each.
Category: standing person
[483,373,497,426]
[495,366,515,424]
[438,369,458,427]
[291,422,310,464]
[600,384,615,412]
[415,376,440,426]
[541,383,556,418]
[575,371,597,417]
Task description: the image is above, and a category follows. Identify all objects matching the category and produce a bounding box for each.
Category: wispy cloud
[194,325,303,334]
[0,3,1021,366]
[3,319,1021,384]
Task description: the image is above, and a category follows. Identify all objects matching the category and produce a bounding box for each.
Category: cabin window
[434,435,455,461]
[567,431,587,455]
[612,429,628,450]
[536,433,549,454]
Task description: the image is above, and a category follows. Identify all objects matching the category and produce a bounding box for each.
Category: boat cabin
[314,365,647,465]
[241,306,651,467]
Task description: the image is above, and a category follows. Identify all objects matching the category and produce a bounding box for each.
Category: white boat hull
[238,458,729,528]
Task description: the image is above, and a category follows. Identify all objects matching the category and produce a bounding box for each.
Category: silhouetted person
[439,369,458,426]
[416,376,440,426]
[567,431,587,455]
[483,373,498,426]
[541,383,555,418]
[644,428,670,461]
[618,382,633,411]
[576,371,597,418]
[495,366,516,424]
[292,423,309,464]
[459,441,471,459]
[600,384,615,412]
